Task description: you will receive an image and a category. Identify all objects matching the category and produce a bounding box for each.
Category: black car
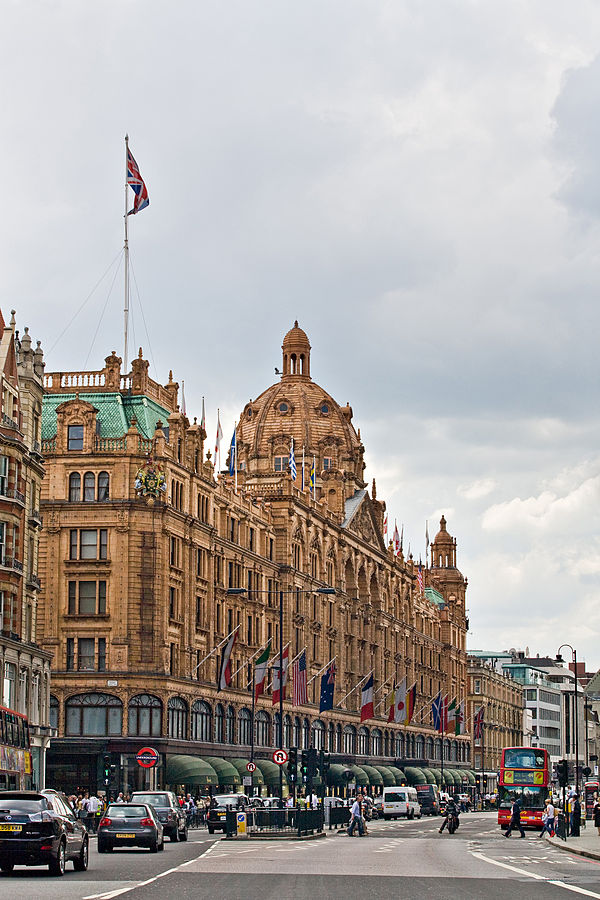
[0,790,88,876]
[207,793,249,834]
[98,803,164,853]
[130,791,187,842]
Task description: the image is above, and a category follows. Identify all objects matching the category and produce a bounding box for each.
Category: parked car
[0,790,88,876]
[381,786,421,820]
[207,793,249,834]
[130,791,187,842]
[97,803,163,853]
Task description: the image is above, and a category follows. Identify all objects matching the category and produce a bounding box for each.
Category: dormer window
[320,404,329,415]
[323,457,333,470]
[68,425,84,451]
[279,402,288,414]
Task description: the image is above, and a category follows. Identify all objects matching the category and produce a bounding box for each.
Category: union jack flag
[473,705,484,741]
[127,147,150,215]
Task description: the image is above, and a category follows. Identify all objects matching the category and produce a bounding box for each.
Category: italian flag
[254,641,271,700]
[446,698,457,734]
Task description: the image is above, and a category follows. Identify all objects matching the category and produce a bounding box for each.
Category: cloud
[457,479,497,501]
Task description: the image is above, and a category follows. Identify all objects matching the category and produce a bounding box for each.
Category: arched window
[66,693,122,736]
[293,716,301,748]
[226,705,235,744]
[49,695,59,731]
[465,743,470,762]
[372,728,382,757]
[426,737,434,760]
[69,473,81,502]
[435,738,442,761]
[255,711,270,747]
[83,472,95,502]
[443,738,450,761]
[395,732,404,758]
[451,740,458,762]
[336,723,342,753]
[191,700,212,742]
[238,708,252,745]
[328,721,334,753]
[384,731,390,757]
[357,726,369,756]
[343,725,356,755]
[416,734,425,758]
[274,713,281,748]
[311,720,325,750]
[302,717,310,750]
[167,697,188,739]
[284,714,292,747]
[97,471,110,501]
[128,694,161,737]
[215,704,224,743]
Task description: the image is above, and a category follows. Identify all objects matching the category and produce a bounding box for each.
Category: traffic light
[102,754,111,785]
[301,750,309,783]
[556,759,569,787]
[288,748,298,783]
[308,748,318,779]
[320,750,331,781]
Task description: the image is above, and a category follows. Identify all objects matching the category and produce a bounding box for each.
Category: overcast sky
[3,2,600,669]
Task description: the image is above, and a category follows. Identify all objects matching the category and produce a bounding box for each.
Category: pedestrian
[571,793,581,837]
[114,791,125,804]
[594,796,600,836]
[347,797,364,837]
[504,798,525,838]
[539,798,555,839]
[87,793,100,833]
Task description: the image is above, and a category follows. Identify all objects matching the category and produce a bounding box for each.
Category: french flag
[360,673,374,722]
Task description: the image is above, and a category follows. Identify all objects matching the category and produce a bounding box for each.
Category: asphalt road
[4,812,600,899]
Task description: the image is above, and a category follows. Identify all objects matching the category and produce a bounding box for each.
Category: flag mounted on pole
[292,649,308,706]
[218,627,238,691]
[393,521,400,555]
[394,677,407,724]
[215,411,223,470]
[126,145,150,215]
[455,700,465,735]
[254,641,271,700]
[416,562,424,594]
[473,705,484,741]
[310,456,316,498]
[432,692,442,731]
[360,673,374,722]
[319,661,336,712]
[386,686,396,723]
[383,512,388,544]
[446,698,457,733]
[289,438,297,481]
[229,427,236,476]
[404,682,417,726]
[272,645,289,705]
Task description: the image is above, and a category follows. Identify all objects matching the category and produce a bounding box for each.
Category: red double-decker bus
[497,747,551,830]
[0,704,32,791]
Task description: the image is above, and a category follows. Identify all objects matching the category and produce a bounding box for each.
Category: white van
[382,786,421,820]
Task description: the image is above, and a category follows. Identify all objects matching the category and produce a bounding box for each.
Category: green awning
[422,767,439,785]
[464,770,476,785]
[373,766,397,787]
[449,769,467,786]
[255,759,288,788]
[203,756,242,787]
[327,764,351,787]
[404,766,427,785]
[427,769,442,786]
[386,766,406,785]
[228,758,265,787]
[360,765,384,787]
[165,755,219,787]
[349,765,369,787]
[442,770,455,786]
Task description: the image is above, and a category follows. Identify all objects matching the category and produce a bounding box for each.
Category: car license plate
[116,833,136,838]
[0,824,21,832]
[218,812,225,818]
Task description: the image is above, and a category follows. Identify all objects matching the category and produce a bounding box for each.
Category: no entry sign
[272,749,288,766]
[136,746,159,768]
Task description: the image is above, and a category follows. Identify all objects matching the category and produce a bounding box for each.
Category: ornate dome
[235,323,366,501]
[434,515,453,544]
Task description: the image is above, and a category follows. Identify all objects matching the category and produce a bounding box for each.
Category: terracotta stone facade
[38,325,470,795]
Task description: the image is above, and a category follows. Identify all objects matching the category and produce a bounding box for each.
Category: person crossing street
[504,798,525,838]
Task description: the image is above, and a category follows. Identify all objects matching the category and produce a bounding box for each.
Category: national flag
[289,438,297,481]
[446,698,457,733]
[301,446,305,491]
[360,673,374,722]
[292,649,308,706]
[416,562,424,594]
[215,411,223,466]
[319,661,336,712]
[229,427,236,476]
[383,512,388,544]
[254,641,271,700]
[393,521,400,555]
[441,694,449,733]
[400,524,404,553]
[272,645,289,705]
[473,705,484,741]
[200,397,206,437]
[126,146,150,215]
[218,627,238,691]
[394,677,407,724]
[432,692,442,731]
[426,520,430,548]
[310,456,316,494]
[386,687,396,723]
[455,700,465,735]
[404,682,417,726]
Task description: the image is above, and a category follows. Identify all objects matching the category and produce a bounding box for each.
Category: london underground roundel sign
[136,746,159,768]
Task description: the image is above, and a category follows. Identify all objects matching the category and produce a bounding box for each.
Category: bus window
[503,748,546,769]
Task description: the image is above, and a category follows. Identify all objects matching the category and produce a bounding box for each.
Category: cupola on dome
[282,320,311,378]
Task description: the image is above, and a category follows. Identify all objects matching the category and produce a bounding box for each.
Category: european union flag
[319,662,336,712]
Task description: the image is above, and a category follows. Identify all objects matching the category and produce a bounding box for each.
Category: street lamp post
[557,644,580,794]
[227,584,336,801]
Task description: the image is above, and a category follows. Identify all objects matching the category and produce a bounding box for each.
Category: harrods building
[38,323,474,795]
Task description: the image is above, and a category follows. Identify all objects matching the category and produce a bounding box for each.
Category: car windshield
[214,795,241,806]
[0,799,47,814]
[132,794,168,806]
[498,786,548,809]
[504,749,546,769]
[107,805,148,817]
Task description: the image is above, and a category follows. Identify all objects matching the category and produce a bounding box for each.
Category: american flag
[292,650,308,706]
[416,562,424,593]
[126,147,149,215]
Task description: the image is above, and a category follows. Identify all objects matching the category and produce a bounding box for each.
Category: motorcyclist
[439,794,460,834]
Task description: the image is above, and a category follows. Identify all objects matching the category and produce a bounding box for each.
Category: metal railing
[225,806,324,837]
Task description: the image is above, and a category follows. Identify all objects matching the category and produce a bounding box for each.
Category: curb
[545,833,600,862]
[222,831,326,842]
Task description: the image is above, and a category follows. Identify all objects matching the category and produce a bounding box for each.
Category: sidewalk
[546,825,600,861]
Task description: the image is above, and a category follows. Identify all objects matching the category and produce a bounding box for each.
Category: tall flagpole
[124,135,130,375]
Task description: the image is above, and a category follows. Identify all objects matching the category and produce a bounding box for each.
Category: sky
[2,1,600,668]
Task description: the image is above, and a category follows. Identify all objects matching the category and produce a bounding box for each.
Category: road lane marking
[471,850,600,899]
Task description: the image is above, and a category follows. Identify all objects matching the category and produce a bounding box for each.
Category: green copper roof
[42,391,171,440]
[425,586,445,608]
